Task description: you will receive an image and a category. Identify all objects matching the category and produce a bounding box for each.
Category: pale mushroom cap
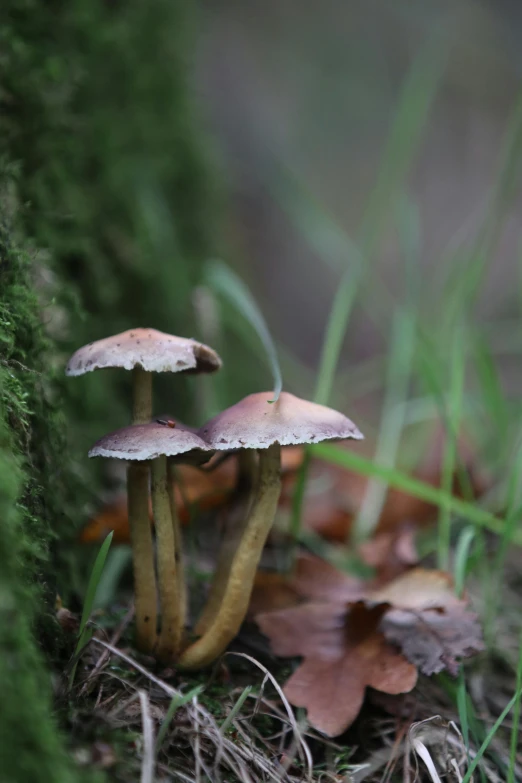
[199,391,364,450]
[66,328,221,376]
[89,422,214,461]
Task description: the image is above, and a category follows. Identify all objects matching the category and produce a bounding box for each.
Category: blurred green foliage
[0,0,237,778]
[2,0,218,441]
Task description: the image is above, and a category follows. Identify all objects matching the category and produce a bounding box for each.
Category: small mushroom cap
[66,328,221,376]
[89,422,214,462]
[200,391,363,450]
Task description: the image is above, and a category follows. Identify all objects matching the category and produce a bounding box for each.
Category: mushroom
[178,391,363,669]
[89,422,214,658]
[66,328,221,425]
[66,328,221,654]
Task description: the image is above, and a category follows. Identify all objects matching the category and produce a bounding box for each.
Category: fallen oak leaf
[255,566,483,735]
[380,605,484,677]
[257,602,417,737]
[366,568,484,676]
[366,567,462,610]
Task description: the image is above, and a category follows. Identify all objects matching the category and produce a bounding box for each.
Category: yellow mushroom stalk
[88,422,214,661]
[179,444,280,669]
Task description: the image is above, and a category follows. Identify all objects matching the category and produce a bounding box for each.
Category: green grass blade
[77,531,114,643]
[155,685,204,756]
[461,687,522,783]
[454,527,476,597]
[438,324,466,570]
[93,545,132,610]
[220,685,253,735]
[507,634,522,783]
[473,336,509,441]
[457,671,470,755]
[205,259,282,401]
[313,442,516,542]
[69,531,113,689]
[314,265,362,406]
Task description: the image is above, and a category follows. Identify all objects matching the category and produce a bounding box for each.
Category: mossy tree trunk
[0,0,218,779]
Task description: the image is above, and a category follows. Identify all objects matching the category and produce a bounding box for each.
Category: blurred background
[197,0,522,383]
[191,0,522,463]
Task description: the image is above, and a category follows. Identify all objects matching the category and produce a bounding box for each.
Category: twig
[91,638,179,698]
[139,690,155,783]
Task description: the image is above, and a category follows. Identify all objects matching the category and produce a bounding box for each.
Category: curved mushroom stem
[132,366,153,425]
[194,450,257,635]
[178,443,281,670]
[167,459,187,642]
[127,462,158,653]
[151,455,183,662]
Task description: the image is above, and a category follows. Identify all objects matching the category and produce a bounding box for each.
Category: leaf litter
[256,564,484,736]
[69,423,501,780]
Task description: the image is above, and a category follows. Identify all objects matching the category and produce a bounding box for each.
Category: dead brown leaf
[366,567,462,610]
[380,604,484,676]
[255,565,483,735]
[366,568,484,675]
[257,602,418,737]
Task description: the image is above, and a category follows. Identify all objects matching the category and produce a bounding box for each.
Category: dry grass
[62,564,521,783]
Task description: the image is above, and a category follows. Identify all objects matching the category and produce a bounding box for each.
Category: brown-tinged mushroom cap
[199,391,363,450]
[66,328,221,376]
[89,422,214,462]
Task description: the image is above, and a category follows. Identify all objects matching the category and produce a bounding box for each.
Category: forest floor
[61,510,522,783]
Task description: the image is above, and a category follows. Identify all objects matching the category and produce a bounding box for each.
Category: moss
[0,174,91,781]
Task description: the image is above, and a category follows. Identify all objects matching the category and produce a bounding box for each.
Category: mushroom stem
[152,455,182,661]
[167,460,187,641]
[178,443,281,670]
[132,366,153,425]
[194,450,257,635]
[127,462,158,652]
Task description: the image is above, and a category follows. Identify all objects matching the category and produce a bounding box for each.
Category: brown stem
[151,455,182,662]
[178,443,281,670]
[132,366,152,425]
[127,462,157,652]
[194,450,257,635]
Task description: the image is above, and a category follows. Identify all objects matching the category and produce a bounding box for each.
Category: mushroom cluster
[67,329,363,669]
